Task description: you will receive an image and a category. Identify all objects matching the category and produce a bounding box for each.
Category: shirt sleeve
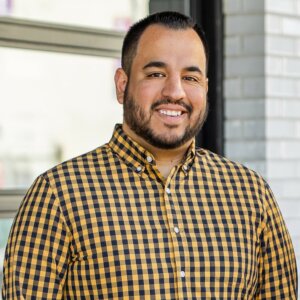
[256,182,298,299]
[2,175,71,299]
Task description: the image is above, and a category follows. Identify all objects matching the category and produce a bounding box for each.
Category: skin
[115,24,208,178]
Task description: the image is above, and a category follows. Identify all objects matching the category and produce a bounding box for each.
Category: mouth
[151,99,192,115]
[152,101,191,126]
[158,109,183,117]
[154,107,187,127]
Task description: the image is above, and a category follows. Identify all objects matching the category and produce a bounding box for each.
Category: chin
[148,133,188,149]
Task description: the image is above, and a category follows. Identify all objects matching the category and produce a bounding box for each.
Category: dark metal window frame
[190,0,224,155]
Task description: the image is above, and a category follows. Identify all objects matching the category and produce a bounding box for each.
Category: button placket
[136,165,142,173]
[164,183,186,287]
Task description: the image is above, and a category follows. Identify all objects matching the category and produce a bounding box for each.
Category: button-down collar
[108,124,196,174]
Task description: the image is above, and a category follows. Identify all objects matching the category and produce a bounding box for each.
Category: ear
[114,68,128,104]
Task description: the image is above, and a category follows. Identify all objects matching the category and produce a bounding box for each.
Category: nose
[161,75,186,101]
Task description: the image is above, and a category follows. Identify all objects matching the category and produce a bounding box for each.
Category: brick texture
[224,0,300,291]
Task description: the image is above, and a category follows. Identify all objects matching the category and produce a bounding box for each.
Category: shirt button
[136,166,142,172]
[166,188,171,194]
[146,156,153,163]
[174,227,179,234]
[180,270,185,278]
[182,165,188,171]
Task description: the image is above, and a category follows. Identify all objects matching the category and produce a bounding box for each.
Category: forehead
[134,24,206,71]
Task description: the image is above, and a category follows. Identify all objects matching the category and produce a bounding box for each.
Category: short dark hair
[121,11,209,76]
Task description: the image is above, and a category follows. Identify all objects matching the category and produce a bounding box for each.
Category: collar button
[146,156,153,163]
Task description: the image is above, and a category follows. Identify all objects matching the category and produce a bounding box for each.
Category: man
[2,11,297,299]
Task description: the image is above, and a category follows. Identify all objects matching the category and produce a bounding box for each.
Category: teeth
[159,110,182,116]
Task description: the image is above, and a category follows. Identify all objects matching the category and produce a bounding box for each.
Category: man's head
[121,11,209,77]
[115,11,209,150]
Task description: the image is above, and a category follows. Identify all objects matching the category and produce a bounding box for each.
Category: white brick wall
[224,0,266,169]
[224,0,300,291]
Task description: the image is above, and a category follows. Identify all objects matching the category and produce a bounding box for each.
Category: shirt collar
[108,124,196,172]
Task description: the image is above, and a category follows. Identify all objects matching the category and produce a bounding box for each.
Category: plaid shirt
[3,124,297,299]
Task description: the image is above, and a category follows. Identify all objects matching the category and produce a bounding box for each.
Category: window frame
[0,17,124,57]
[0,17,124,215]
[0,190,26,218]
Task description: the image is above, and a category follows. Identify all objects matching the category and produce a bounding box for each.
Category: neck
[122,123,192,178]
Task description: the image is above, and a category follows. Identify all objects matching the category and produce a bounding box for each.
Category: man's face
[116,25,208,149]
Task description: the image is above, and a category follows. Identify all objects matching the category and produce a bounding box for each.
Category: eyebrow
[142,61,204,75]
[142,61,166,70]
[184,66,203,75]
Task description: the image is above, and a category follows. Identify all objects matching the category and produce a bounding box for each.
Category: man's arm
[2,175,70,299]
[256,183,298,299]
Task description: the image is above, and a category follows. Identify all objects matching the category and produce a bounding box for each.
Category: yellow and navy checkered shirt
[3,124,297,299]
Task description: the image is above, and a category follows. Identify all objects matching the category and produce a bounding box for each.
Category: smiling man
[2,11,297,299]
[115,22,208,179]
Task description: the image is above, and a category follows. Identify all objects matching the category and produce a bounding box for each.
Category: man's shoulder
[195,148,274,209]
[42,143,113,182]
[195,148,265,184]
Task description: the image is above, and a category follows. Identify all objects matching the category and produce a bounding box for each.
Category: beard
[123,87,208,150]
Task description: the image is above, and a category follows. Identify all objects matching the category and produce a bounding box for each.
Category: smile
[159,110,183,117]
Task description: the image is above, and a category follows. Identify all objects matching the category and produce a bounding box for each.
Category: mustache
[151,99,192,114]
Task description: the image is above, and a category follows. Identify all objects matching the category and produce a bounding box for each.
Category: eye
[183,76,199,82]
[147,72,165,78]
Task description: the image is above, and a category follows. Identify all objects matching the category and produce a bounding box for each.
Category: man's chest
[64,177,262,299]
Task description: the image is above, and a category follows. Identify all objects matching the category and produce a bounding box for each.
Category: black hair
[121,11,209,76]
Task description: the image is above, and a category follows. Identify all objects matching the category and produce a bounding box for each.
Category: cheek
[132,81,162,106]
[187,88,207,111]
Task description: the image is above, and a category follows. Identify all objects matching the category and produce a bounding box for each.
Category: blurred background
[1,0,300,296]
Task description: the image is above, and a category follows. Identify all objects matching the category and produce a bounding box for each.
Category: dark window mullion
[190,0,224,155]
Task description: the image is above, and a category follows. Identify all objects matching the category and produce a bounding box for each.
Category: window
[0,47,122,189]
